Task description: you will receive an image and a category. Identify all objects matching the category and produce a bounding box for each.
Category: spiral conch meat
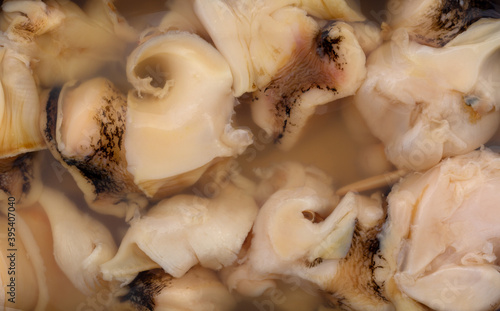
[125,31,253,198]
[224,162,389,310]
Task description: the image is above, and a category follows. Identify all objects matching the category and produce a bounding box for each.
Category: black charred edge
[316,22,344,63]
[0,153,35,196]
[461,0,500,19]
[306,257,324,268]
[0,159,15,195]
[120,269,173,311]
[44,87,62,143]
[366,237,387,300]
[46,85,128,197]
[270,83,337,144]
[346,222,389,303]
[431,0,500,46]
[323,291,352,311]
[63,157,122,195]
[14,152,35,194]
[0,175,9,195]
[323,223,388,311]
[272,95,293,144]
[63,94,127,196]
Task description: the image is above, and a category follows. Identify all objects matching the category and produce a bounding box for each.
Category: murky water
[5,0,500,310]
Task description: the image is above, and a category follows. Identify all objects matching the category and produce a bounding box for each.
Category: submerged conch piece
[195,0,367,149]
[121,267,236,311]
[386,0,500,47]
[42,78,148,218]
[224,162,389,310]
[355,19,500,171]
[3,187,117,311]
[0,46,45,158]
[0,44,44,208]
[125,31,252,199]
[377,148,500,311]
[101,182,258,284]
[0,0,137,87]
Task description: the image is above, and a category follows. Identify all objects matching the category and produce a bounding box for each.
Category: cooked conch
[194,0,364,96]
[249,21,367,149]
[354,19,500,171]
[1,214,40,311]
[125,31,253,198]
[0,0,136,87]
[2,187,118,311]
[195,0,367,148]
[101,181,258,284]
[376,148,500,311]
[224,162,389,310]
[39,187,117,295]
[0,43,44,208]
[0,152,43,210]
[0,45,45,158]
[42,78,148,218]
[386,0,500,47]
[120,267,236,311]
[142,0,208,42]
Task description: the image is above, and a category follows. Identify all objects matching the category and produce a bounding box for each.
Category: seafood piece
[0,44,44,208]
[354,19,500,171]
[39,187,117,295]
[2,187,118,310]
[0,214,40,311]
[224,163,389,310]
[195,0,365,96]
[376,148,500,311]
[387,0,500,47]
[253,161,338,205]
[101,182,258,283]
[250,21,367,149]
[0,0,136,87]
[42,78,148,218]
[348,20,383,55]
[120,267,236,311]
[125,31,252,198]
[0,45,45,158]
[294,0,364,21]
[195,0,367,148]
[147,0,208,40]
[0,152,43,210]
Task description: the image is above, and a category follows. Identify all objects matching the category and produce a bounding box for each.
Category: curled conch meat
[224,162,388,310]
[125,31,253,198]
[101,181,258,284]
